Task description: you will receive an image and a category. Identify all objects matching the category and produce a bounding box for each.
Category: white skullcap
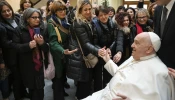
[147,32,161,52]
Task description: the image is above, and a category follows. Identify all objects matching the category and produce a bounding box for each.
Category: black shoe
[64,92,69,96]
[64,82,70,89]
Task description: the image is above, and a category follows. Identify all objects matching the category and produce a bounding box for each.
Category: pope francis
[82,32,175,100]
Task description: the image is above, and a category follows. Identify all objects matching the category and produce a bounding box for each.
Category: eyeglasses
[57,8,66,12]
[137,16,147,20]
[1,9,11,14]
[30,16,40,20]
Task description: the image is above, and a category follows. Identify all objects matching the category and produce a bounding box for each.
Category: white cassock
[83,54,175,100]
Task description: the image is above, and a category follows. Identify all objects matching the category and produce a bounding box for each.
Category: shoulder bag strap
[72,22,85,57]
[51,18,69,34]
[49,22,62,43]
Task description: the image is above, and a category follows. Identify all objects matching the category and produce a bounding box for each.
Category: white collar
[165,0,175,16]
[139,54,157,61]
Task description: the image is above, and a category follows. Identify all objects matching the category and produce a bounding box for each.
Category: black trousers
[93,60,103,92]
[93,59,112,92]
[76,80,92,99]
[52,76,65,100]
[9,64,27,100]
[29,88,44,100]
[0,78,9,99]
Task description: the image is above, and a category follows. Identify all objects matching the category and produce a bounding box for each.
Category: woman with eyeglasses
[0,1,29,99]
[131,8,153,35]
[17,0,33,15]
[13,8,49,100]
[47,1,77,100]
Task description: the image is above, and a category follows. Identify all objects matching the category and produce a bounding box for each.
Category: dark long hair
[0,1,14,22]
[46,0,54,16]
[19,0,33,13]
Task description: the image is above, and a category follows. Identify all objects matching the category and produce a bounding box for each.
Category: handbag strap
[49,23,62,43]
[74,33,85,57]
[51,18,69,34]
[72,22,85,57]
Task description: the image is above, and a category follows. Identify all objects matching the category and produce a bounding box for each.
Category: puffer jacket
[67,20,99,82]
[92,18,117,55]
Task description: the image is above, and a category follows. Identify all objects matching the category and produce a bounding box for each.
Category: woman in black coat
[67,0,104,99]
[114,12,135,64]
[13,8,49,100]
[0,1,28,99]
[92,6,118,92]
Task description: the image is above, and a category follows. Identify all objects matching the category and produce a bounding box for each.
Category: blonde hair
[75,0,92,24]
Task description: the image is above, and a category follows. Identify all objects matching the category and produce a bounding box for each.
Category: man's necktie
[160,6,168,37]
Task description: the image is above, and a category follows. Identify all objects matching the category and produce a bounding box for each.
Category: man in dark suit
[154,0,175,68]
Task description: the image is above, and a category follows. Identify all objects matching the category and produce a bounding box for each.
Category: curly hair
[115,12,131,27]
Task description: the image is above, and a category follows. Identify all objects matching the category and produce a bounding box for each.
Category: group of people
[0,0,175,100]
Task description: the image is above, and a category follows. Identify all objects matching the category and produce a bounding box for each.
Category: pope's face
[131,34,149,60]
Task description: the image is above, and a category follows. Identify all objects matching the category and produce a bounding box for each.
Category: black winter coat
[116,29,134,62]
[67,20,99,82]
[12,20,49,89]
[93,18,117,50]
[0,14,20,67]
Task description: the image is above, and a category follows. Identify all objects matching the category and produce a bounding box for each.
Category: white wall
[6,0,20,12]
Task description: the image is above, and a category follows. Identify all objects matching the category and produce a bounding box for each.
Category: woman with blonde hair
[67,0,105,99]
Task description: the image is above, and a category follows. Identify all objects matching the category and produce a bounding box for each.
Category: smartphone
[34,28,40,34]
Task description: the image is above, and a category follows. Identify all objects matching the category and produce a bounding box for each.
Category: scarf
[51,14,70,29]
[136,23,143,34]
[28,27,42,71]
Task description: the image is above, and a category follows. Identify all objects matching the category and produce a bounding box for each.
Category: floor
[0,78,77,100]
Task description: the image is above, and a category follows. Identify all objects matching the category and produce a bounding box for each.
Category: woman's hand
[64,48,78,55]
[29,40,36,49]
[100,48,111,63]
[113,52,122,63]
[0,63,5,69]
[168,68,175,78]
[34,34,44,45]
[98,46,106,57]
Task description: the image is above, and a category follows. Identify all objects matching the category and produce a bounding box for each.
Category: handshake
[98,47,122,63]
[98,47,112,63]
